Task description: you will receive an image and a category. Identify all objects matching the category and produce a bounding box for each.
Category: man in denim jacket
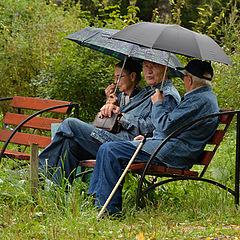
[39,60,181,185]
[88,60,219,215]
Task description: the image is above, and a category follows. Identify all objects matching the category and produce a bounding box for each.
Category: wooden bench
[0,96,79,164]
[77,109,240,207]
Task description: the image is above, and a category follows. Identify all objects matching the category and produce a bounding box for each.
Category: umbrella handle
[113,56,128,95]
[160,52,171,91]
[97,135,147,218]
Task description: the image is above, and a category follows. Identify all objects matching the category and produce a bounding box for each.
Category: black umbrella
[111,22,233,66]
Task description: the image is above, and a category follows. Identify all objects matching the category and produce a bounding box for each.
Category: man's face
[143,61,166,88]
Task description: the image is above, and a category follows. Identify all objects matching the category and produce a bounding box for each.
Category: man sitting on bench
[88,59,219,216]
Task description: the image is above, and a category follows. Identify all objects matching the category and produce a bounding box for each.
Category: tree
[155,0,171,22]
[135,0,171,22]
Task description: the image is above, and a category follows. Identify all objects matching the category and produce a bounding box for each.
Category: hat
[178,59,213,81]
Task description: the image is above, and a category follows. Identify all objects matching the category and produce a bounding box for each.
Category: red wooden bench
[77,109,240,207]
[0,96,79,164]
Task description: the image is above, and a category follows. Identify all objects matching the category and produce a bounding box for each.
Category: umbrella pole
[97,136,146,218]
[113,56,128,95]
[160,52,171,93]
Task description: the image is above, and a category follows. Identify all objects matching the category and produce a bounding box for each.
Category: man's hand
[151,89,164,104]
[134,135,144,141]
[99,103,121,118]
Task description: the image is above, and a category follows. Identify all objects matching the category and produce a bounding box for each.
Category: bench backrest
[0,96,78,160]
[193,109,234,177]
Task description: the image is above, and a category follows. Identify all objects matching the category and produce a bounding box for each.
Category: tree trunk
[155,0,172,23]
[136,0,172,22]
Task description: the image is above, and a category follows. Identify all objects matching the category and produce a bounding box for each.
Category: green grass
[0,129,240,239]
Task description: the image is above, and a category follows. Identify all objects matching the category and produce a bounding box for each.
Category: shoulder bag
[92,112,122,134]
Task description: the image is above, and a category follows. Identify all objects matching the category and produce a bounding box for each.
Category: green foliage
[187,0,239,44]
[170,0,185,25]
[0,0,239,121]
[212,52,240,110]
[171,0,240,49]
[30,46,116,121]
[0,0,137,121]
[0,0,84,110]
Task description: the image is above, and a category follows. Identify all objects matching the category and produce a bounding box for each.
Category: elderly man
[39,59,181,185]
[88,59,219,215]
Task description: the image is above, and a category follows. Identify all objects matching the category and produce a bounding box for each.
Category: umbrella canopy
[64,27,184,78]
[111,22,233,66]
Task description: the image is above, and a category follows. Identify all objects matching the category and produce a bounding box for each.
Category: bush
[0,0,138,121]
[0,0,85,113]
[212,52,240,110]
[31,46,116,121]
[0,0,239,120]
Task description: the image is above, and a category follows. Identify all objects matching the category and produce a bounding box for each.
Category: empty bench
[0,96,79,164]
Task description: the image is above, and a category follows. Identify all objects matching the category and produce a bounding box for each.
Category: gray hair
[186,71,211,86]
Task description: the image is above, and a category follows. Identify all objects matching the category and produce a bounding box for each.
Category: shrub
[0,0,239,120]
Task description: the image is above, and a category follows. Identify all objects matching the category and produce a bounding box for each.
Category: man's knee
[98,142,129,164]
[58,118,85,136]
[98,142,110,155]
[98,142,119,154]
[63,117,82,128]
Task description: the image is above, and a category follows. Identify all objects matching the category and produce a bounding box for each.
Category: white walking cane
[97,136,147,218]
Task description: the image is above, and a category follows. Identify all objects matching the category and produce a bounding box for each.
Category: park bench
[78,109,240,208]
[0,96,79,165]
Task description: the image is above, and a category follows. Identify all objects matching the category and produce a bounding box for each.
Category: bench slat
[3,112,63,131]
[10,96,71,114]
[0,129,51,148]
[79,160,96,168]
[219,112,234,124]
[208,130,225,144]
[200,151,215,165]
[79,160,199,177]
[0,149,30,160]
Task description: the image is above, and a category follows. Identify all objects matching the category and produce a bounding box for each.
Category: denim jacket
[132,85,219,169]
[91,79,181,143]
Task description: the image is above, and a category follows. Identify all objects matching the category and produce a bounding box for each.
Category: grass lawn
[0,129,239,239]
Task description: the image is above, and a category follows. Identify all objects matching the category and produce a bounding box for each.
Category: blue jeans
[38,117,141,185]
[39,118,101,185]
[88,141,162,213]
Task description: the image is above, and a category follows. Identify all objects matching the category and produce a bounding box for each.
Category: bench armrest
[137,110,240,197]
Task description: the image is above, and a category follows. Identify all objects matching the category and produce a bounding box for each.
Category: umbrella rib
[82,31,99,44]
[194,33,206,61]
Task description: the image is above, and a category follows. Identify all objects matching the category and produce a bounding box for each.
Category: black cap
[178,59,213,81]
